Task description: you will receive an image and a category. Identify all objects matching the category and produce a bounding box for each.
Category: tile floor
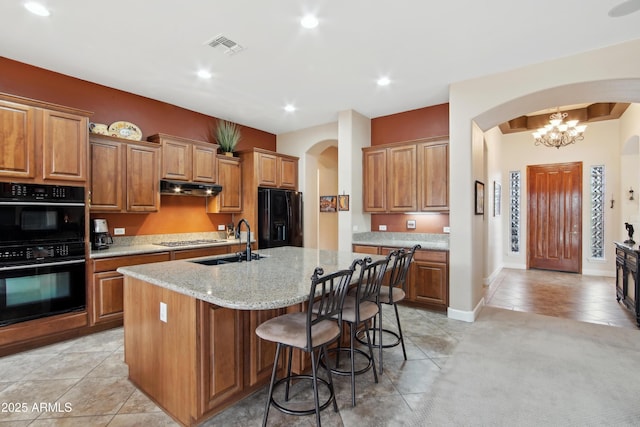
[0,268,635,426]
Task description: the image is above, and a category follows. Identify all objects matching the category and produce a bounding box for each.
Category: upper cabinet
[254,149,298,190]
[207,155,242,213]
[148,133,218,183]
[362,138,448,213]
[0,94,91,184]
[90,135,160,213]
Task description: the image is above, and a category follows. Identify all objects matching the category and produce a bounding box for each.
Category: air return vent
[206,34,245,55]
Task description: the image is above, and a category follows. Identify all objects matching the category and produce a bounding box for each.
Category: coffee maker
[92,219,113,250]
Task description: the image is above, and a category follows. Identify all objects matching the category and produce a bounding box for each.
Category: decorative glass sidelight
[509,171,521,253]
[590,165,605,259]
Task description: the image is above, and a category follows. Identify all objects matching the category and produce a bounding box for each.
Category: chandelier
[532,110,587,149]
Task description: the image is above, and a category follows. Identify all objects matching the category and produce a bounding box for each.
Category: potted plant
[214,119,241,156]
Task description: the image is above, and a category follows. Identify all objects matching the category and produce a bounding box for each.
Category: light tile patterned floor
[0,268,635,426]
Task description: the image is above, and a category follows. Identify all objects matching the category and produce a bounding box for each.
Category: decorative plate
[108,121,142,140]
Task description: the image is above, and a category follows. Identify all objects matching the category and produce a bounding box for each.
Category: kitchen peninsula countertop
[90,232,254,259]
[352,231,449,250]
[117,246,382,310]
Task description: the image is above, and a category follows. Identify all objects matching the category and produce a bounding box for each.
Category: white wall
[318,146,339,250]
[276,111,371,252]
[619,103,640,241]
[484,127,503,284]
[449,38,640,321]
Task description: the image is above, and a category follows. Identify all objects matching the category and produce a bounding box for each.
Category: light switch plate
[113,228,125,235]
[217,224,226,231]
[443,226,451,233]
[406,220,416,229]
[378,225,387,231]
[160,302,167,323]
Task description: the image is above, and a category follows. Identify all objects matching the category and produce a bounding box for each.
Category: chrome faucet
[235,218,252,261]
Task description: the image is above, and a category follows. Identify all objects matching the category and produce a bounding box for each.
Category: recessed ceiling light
[284,104,296,112]
[377,77,391,87]
[24,2,50,16]
[300,14,319,29]
[197,70,212,79]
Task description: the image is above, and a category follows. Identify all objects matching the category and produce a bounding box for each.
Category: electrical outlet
[378,225,387,231]
[406,220,416,229]
[443,226,451,233]
[160,302,167,323]
[114,228,125,235]
[217,224,226,231]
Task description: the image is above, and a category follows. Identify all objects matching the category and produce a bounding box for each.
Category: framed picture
[493,181,501,217]
[319,195,337,212]
[338,195,350,211]
[475,180,485,215]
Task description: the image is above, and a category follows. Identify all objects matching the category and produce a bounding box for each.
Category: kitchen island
[117,246,381,426]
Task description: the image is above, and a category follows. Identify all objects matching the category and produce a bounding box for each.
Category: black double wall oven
[0,183,86,327]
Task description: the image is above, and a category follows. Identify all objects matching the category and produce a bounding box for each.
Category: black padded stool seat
[256,262,358,427]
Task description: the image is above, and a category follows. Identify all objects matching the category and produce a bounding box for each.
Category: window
[590,165,605,259]
[509,171,521,253]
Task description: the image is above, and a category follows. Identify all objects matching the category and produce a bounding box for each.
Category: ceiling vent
[206,34,245,55]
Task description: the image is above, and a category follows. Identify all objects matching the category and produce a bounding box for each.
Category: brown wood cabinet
[207,155,242,213]
[409,250,448,310]
[0,94,91,184]
[90,252,171,325]
[123,277,285,425]
[148,133,219,183]
[89,135,160,213]
[362,137,449,213]
[352,244,449,311]
[255,149,298,190]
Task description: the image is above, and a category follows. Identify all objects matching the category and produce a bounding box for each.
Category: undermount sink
[189,252,265,266]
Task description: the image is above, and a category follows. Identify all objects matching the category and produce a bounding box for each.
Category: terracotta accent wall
[371,103,449,146]
[94,196,233,236]
[370,103,450,233]
[0,57,274,235]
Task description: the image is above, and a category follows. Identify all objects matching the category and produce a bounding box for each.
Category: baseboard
[483,265,503,285]
[501,262,526,270]
[448,297,485,323]
[582,269,615,278]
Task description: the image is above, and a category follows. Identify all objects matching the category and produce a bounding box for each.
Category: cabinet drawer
[352,245,380,255]
[172,246,228,260]
[413,250,447,263]
[93,252,171,272]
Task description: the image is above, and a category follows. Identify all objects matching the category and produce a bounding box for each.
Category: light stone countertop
[117,246,385,310]
[352,232,449,251]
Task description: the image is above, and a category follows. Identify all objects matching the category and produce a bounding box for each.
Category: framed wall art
[475,180,485,215]
[338,194,350,211]
[319,195,337,212]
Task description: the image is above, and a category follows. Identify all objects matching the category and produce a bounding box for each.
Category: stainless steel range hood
[160,180,222,197]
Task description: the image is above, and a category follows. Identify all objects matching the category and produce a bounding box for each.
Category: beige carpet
[409,306,640,426]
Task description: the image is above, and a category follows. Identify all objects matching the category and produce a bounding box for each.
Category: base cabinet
[409,250,448,309]
[124,277,284,426]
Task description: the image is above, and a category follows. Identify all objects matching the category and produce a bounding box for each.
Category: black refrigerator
[258,187,303,248]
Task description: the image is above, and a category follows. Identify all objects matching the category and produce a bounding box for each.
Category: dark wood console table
[614,242,640,327]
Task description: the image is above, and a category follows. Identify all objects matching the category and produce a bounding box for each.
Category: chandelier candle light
[532,109,587,149]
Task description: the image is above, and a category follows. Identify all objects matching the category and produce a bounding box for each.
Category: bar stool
[255,262,357,427]
[324,255,390,407]
[371,244,420,373]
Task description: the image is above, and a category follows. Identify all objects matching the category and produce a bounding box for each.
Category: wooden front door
[527,162,582,273]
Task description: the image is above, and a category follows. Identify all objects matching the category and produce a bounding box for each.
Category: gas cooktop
[153,239,228,247]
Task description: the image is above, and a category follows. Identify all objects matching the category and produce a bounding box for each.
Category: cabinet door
[126,143,160,212]
[199,303,244,413]
[90,139,123,211]
[419,141,448,211]
[91,271,124,325]
[257,152,277,187]
[0,100,36,179]
[278,156,297,189]
[161,138,191,181]
[193,144,217,183]
[247,309,284,387]
[387,145,417,212]
[210,156,242,212]
[363,148,387,212]
[42,109,88,182]
[410,256,448,308]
